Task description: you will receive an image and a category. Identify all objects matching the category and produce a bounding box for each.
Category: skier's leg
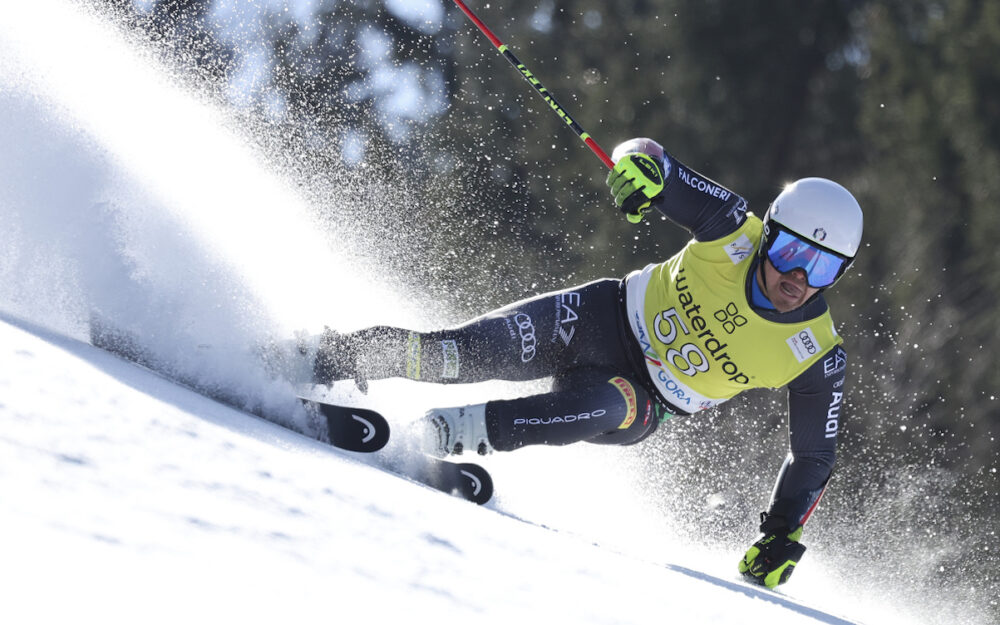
[423,368,659,455]
[314,278,631,387]
[488,369,660,451]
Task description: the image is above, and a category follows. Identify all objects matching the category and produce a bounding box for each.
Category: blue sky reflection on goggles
[764,227,849,288]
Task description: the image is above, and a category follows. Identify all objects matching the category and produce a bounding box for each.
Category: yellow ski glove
[738,525,806,589]
[606,152,665,223]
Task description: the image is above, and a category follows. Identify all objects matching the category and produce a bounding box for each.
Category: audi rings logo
[798,330,817,354]
[786,327,820,363]
[514,313,537,362]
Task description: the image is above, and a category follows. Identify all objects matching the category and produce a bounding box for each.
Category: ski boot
[422,404,494,457]
[312,327,368,392]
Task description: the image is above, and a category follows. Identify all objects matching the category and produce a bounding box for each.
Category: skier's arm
[768,344,846,528]
[608,138,748,241]
[739,345,846,588]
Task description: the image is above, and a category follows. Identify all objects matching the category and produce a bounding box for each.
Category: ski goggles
[762,222,852,288]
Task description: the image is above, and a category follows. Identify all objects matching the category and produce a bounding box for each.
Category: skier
[306,137,862,589]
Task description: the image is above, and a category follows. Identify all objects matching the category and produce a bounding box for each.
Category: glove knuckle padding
[620,153,664,196]
[607,150,664,218]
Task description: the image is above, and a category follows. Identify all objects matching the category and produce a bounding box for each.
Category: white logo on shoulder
[724,234,754,265]
[787,328,820,362]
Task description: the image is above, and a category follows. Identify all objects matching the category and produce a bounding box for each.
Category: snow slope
[1,313,863,625]
[0,2,988,624]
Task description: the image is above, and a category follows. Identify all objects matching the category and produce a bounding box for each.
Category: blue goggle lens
[766,230,846,288]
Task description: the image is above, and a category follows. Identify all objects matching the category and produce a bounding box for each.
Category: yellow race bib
[624,216,842,412]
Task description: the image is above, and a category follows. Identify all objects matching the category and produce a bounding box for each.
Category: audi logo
[799,330,817,354]
[514,313,536,362]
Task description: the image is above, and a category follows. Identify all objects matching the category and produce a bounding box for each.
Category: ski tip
[302,399,390,453]
[454,462,494,505]
[408,456,495,505]
[342,408,390,452]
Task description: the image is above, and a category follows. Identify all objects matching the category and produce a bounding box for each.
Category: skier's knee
[586,376,661,446]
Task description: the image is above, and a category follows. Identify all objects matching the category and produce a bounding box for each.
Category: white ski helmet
[760,177,863,288]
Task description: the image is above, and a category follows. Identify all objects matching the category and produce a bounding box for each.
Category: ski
[301,400,390,453]
[304,400,492,504]
[406,455,494,505]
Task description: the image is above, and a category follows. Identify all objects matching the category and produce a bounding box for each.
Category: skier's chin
[772,294,804,313]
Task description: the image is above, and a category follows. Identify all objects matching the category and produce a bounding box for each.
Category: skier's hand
[606,152,665,223]
[738,525,806,589]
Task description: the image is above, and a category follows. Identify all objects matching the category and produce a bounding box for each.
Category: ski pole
[451,0,615,170]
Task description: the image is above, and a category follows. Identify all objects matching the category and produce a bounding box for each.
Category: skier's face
[759,259,820,312]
